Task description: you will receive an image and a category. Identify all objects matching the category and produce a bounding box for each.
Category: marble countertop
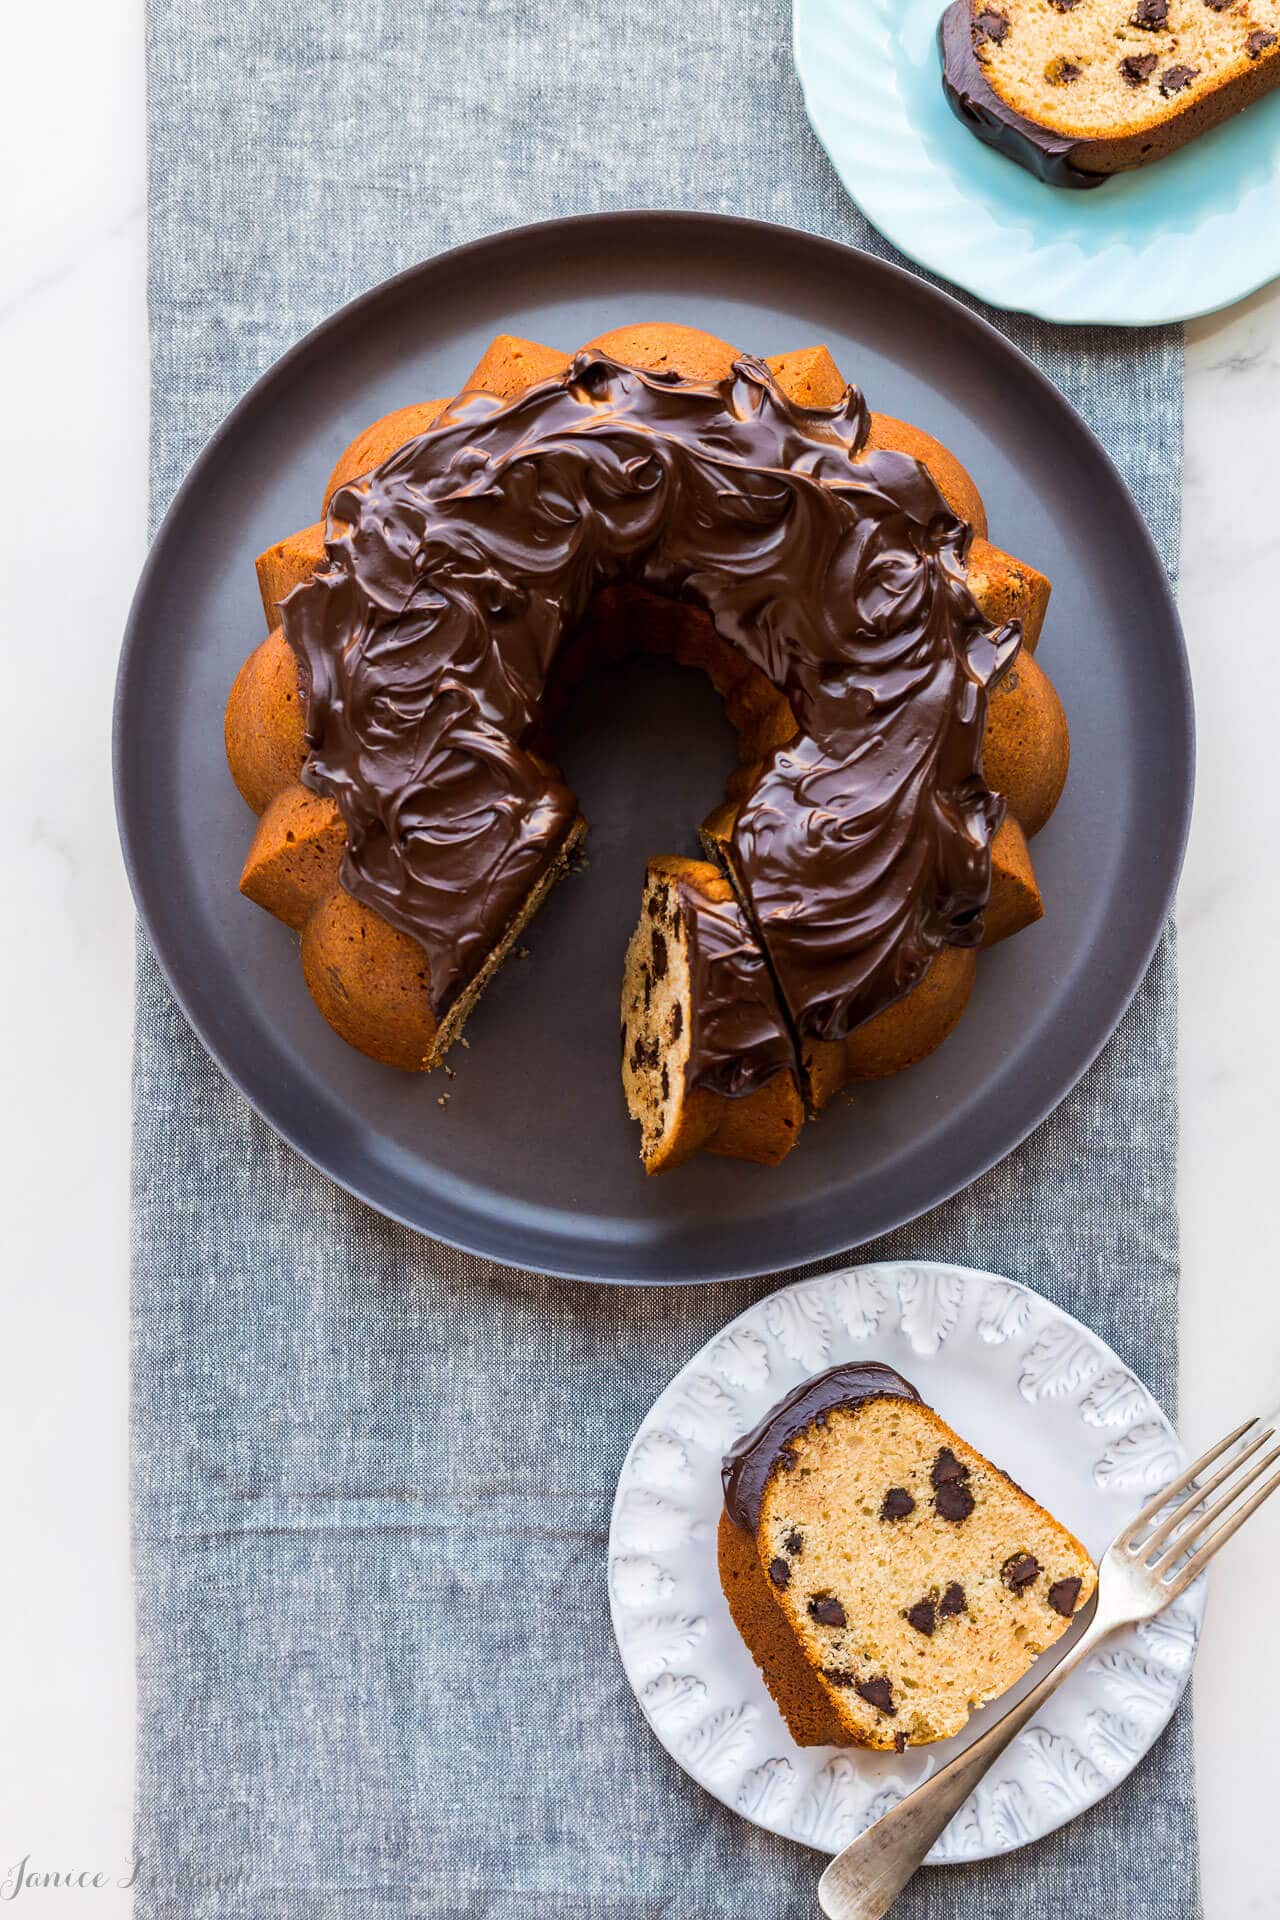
[3,1,1279,1912]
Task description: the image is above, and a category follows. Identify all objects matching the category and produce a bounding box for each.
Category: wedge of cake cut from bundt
[720,1363,1096,1749]
[940,0,1280,187]
[620,858,805,1171]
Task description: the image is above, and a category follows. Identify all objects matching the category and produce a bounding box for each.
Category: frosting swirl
[679,882,796,1098]
[283,351,1017,1029]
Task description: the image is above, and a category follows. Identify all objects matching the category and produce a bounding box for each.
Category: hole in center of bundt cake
[552,639,740,861]
[538,632,746,1098]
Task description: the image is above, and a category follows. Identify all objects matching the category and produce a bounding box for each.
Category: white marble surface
[2,1,1278,1911]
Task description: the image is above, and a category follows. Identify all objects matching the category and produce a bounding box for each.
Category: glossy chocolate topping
[722,1361,922,1533]
[678,879,796,1099]
[284,350,1016,1026]
[939,1,1108,190]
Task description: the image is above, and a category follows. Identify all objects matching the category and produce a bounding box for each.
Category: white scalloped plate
[608,1263,1203,1860]
[794,0,1280,325]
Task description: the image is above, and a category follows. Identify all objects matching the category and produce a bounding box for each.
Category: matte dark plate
[114,212,1193,1284]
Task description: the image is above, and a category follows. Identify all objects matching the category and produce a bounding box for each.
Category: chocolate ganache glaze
[283,350,1017,1029]
[723,1361,922,1533]
[680,885,795,1099]
[939,1,1108,190]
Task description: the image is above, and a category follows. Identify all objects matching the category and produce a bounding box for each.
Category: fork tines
[1123,1414,1280,1591]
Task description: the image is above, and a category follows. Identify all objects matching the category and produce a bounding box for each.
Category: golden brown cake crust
[225,628,307,814]
[239,785,346,930]
[717,1509,851,1746]
[967,538,1051,653]
[322,399,451,511]
[300,884,440,1071]
[983,651,1070,839]
[985,814,1045,949]
[463,333,571,399]
[255,523,326,631]
[227,323,1064,1140]
[804,947,979,1110]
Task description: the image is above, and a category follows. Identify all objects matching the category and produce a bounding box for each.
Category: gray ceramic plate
[113,212,1193,1284]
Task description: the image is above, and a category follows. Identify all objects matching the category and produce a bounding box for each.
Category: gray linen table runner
[136,2,1198,1912]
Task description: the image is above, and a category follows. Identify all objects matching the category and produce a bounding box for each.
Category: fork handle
[817,1611,1114,1920]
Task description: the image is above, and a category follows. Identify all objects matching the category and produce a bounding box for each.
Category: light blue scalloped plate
[794,0,1280,325]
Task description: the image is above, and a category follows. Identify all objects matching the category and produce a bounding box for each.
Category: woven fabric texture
[137,2,1197,1913]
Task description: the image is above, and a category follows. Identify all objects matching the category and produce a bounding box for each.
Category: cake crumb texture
[749,1395,1097,1748]
[967,0,1280,165]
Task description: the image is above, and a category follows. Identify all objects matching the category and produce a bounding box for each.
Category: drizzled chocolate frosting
[722,1361,922,1533]
[283,351,1016,1030]
[678,881,795,1099]
[939,1,1108,189]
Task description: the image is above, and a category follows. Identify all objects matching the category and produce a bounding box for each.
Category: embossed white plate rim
[608,1261,1204,1860]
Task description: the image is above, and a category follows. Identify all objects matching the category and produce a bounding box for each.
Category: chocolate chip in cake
[808,1594,847,1628]
[1120,52,1159,83]
[1048,1576,1083,1617]
[906,1598,938,1637]
[659,1063,670,1102]
[1002,1552,1042,1594]
[880,1487,916,1521]
[1046,56,1082,83]
[855,1675,896,1715]
[629,1035,658,1072]
[1203,0,1234,9]
[768,1557,791,1590]
[931,1447,970,1489]
[1160,63,1199,93]
[973,8,1010,46]
[1048,0,1080,7]
[894,1730,908,1753]
[1130,0,1168,26]
[935,1480,975,1522]
[820,1666,858,1687]
[784,1530,804,1555]
[939,1581,968,1618]
[668,1001,682,1041]
[650,929,668,980]
[1248,30,1278,57]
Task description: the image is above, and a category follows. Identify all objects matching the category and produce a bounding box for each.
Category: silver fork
[818,1412,1280,1920]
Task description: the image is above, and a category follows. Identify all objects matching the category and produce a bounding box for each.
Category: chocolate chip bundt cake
[940,0,1280,186]
[226,323,1067,1171]
[720,1364,1096,1748]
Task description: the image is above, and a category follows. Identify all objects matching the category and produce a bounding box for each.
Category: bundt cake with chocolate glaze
[719,1363,1097,1748]
[225,323,1067,1170]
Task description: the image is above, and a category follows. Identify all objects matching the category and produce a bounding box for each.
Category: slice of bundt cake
[940,0,1280,186]
[721,1362,1096,1749]
[621,859,804,1171]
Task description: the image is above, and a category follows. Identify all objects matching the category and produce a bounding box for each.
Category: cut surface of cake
[720,1362,1097,1749]
[620,858,804,1172]
[940,0,1280,186]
